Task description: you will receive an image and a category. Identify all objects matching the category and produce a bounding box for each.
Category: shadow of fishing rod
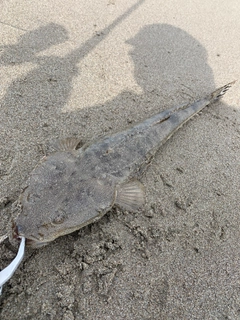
[66,0,145,63]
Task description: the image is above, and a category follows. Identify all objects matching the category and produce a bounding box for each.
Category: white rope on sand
[0,237,25,295]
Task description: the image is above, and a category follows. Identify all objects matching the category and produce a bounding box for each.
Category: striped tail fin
[208,80,236,102]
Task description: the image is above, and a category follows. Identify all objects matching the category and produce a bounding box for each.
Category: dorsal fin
[55,137,81,151]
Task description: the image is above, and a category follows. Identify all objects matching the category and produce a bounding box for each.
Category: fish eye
[51,209,67,225]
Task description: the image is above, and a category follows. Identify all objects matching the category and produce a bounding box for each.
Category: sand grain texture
[0,0,240,319]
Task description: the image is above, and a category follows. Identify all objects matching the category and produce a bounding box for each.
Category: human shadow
[1,18,239,320]
[0,21,217,150]
[0,21,234,225]
[0,19,228,226]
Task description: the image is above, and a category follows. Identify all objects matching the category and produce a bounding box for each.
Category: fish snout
[12,222,23,240]
[12,222,42,247]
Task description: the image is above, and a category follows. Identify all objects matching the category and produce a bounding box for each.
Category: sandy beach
[0,0,240,319]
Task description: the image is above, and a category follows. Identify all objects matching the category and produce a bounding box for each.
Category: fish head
[14,152,114,248]
[14,152,76,248]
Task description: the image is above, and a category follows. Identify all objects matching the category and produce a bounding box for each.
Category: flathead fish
[14,82,235,247]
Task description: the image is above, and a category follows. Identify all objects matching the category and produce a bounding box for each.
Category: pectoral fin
[115,180,145,211]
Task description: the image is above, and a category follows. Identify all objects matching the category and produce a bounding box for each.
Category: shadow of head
[126,24,215,94]
[0,23,68,64]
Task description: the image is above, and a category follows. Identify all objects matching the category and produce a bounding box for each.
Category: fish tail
[207,80,236,103]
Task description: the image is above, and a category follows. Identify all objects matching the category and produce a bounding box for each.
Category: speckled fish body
[15,82,235,247]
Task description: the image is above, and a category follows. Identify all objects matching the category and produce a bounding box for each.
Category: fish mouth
[25,238,49,248]
[12,222,49,248]
[18,235,50,248]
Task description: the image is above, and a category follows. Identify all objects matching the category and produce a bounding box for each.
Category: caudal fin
[208,80,236,103]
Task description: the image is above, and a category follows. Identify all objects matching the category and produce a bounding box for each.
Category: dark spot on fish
[41,221,50,229]
[105,148,113,154]
[48,77,57,82]
[38,232,45,237]
[153,116,170,125]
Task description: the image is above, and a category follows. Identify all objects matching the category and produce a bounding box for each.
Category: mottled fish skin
[15,81,235,247]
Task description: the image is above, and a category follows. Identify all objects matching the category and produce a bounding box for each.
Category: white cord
[0,237,25,295]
